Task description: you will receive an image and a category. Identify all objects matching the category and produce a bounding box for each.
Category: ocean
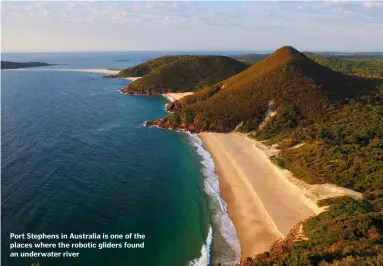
[1,52,241,266]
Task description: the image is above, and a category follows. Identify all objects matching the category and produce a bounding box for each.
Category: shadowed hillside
[116,55,185,77]
[119,55,248,94]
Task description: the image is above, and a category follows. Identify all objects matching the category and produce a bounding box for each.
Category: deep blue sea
[1,52,241,266]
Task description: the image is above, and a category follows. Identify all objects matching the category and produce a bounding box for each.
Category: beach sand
[163,92,193,102]
[198,132,361,260]
[10,68,141,81]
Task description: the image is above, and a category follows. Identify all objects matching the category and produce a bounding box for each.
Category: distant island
[1,61,55,69]
[115,46,383,265]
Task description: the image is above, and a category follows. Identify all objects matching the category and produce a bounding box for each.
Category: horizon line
[2,49,383,54]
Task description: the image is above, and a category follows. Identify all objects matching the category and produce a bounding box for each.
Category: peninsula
[138,46,382,264]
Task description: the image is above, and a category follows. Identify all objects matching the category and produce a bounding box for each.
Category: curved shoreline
[186,132,240,265]
[198,132,362,260]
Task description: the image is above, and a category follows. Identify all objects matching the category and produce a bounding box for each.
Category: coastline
[7,68,141,81]
[198,132,362,260]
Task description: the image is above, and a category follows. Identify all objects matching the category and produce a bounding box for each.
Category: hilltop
[116,55,185,78]
[1,61,54,69]
[231,51,383,78]
[119,55,248,94]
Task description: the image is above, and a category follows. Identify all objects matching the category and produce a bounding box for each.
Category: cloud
[2,1,382,52]
[363,1,383,8]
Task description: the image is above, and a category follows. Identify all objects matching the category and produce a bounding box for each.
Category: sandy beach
[9,68,141,81]
[163,92,193,102]
[199,132,361,260]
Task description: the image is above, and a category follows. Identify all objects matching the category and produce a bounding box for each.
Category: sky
[1,1,383,52]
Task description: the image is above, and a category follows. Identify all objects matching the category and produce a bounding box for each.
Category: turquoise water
[1,53,240,266]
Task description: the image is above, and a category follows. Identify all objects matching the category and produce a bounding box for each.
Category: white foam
[162,95,174,102]
[187,226,213,266]
[141,125,241,264]
[96,123,120,132]
[185,132,241,265]
[162,95,173,112]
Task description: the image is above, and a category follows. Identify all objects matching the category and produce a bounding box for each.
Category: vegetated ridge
[1,61,54,69]
[233,52,383,78]
[116,55,184,77]
[119,55,248,94]
[231,53,268,65]
[304,52,383,79]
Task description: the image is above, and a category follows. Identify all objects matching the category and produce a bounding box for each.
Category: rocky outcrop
[120,86,162,95]
[145,117,202,133]
[103,74,117,79]
[239,216,314,266]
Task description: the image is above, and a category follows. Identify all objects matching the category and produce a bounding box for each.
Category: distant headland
[1,61,57,69]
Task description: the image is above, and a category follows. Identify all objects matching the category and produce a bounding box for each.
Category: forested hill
[151,46,377,132]
[1,61,53,69]
[119,55,248,94]
[116,55,185,77]
[233,52,383,78]
[304,52,383,79]
[231,53,268,65]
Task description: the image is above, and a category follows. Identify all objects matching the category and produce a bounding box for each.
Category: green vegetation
[231,53,268,65]
[230,52,383,79]
[269,155,285,168]
[116,55,185,77]
[245,192,383,265]
[251,86,383,192]
[120,55,248,94]
[304,53,383,79]
[1,61,53,69]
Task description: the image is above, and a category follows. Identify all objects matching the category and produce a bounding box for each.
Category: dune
[163,92,194,102]
[198,132,361,260]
